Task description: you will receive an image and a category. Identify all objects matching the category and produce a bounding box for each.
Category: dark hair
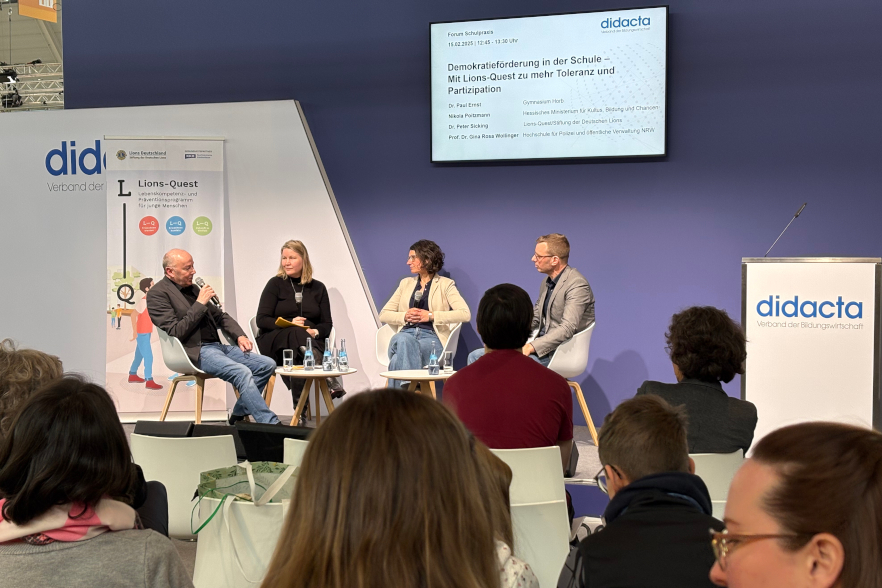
[752,422,882,588]
[410,239,445,274]
[138,277,154,293]
[261,388,500,588]
[666,306,746,383]
[598,395,690,482]
[0,376,137,524]
[0,339,63,438]
[476,284,534,350]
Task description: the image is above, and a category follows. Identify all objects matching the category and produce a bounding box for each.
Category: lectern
[742,257,881,444]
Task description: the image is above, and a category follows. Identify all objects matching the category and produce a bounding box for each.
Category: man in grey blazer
[147,249,280,424]
[469,233,595,366]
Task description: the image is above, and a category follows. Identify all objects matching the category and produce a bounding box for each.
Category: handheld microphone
[764,203,807,258]
[194,277,222,309]
[413,289,424,305]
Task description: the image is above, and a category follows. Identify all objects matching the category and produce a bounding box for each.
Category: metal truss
[1,62,64,112]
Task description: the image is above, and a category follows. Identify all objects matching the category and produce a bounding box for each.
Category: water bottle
[322,338,333,371]
[428,343,440,376]
[338,338,349,371]
[304,338,315,371]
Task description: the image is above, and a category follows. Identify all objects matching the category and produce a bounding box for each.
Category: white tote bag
[192,461,297,588]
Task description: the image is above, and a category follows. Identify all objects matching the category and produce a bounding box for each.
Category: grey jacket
[531,266,595,358]
[146,276,246,366]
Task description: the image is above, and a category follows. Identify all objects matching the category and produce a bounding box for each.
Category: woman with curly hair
[379,240,470,387]
[636,306,757,453]
[0,339,62,437]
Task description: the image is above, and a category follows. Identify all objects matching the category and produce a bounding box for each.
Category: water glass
[283,349,294,371]
[443,351,454,374]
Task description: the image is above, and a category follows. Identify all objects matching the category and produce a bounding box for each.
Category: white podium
[742,257,881,443]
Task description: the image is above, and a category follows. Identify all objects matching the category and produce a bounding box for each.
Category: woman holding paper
[256,240,338,411]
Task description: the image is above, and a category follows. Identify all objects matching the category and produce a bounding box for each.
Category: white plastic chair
[156,328,239,423]
[130,434,238,539]
[691,450,744,519]
[491,447,570,588]
[282,437,309,467]
[375,323,462,369]
[546,324,599,445]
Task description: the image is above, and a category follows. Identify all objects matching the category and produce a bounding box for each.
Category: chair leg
[159,381,179,421]
[264,374,276,407]
[569,381,598,446]
[195,377,205,425]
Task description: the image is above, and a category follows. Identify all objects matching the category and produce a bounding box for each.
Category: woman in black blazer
[256,240,340,416]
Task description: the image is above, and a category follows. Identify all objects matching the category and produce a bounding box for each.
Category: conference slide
[431,7,667,162]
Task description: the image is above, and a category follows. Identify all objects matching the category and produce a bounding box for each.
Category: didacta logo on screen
[45,140,107,176]
[756,295,862,319]
[601,16,651,29]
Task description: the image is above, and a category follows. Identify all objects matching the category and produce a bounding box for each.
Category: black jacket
[559,472,724,588]
[637,379,757,453]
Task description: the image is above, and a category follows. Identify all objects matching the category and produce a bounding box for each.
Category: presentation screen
[431,7,668,162]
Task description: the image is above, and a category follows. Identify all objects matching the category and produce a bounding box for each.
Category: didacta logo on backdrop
[45,140,107,176]
[756,295,863,319]
[601,16,651,29]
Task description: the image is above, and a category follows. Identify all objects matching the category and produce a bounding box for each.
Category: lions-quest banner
[105,137,226,416]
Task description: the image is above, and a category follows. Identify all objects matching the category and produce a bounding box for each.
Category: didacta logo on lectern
[756,295,863,319]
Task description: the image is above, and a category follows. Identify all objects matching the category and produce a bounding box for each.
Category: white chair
[375,323,462,373]
[130,434,238,539]
[156,328,239,423]
[282,437,309,467]
[546,324,599,446]
[491,447,570,588]
[691,449,744,519]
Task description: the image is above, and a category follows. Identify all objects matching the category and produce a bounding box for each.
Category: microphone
[194,277,222,309]
[406,288,424,326]
[764,203,807,258]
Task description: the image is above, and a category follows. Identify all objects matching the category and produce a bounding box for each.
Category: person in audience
[256,240,343,426]
[260,388,537,588]
[444,283,574,470]
[468,233,595,366]
[379,240,470,388]
[636,306,757,453]
[147,248,279,425]
[559,395,723,588]
[0,376,192,588]
[0,339,62,437]
[709,421,882,588]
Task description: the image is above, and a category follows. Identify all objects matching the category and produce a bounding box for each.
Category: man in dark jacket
[558,395,724,588]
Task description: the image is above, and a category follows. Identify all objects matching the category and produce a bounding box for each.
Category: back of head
[751,422,882,588]
[666,306,746,383]
[263,388,500,588]
[0,376,135,524]
[0,339,63,437]
[477,283,534,350]
[599,395,690,482]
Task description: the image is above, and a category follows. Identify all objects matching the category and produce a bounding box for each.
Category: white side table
[275,367,357,426]
[378,369,455,399]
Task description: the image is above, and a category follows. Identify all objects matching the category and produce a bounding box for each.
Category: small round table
[378,369,456,399]
[275,367,358,426]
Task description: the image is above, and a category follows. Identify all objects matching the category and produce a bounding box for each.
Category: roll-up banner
[105,137,226,416]
[742,258,882,444]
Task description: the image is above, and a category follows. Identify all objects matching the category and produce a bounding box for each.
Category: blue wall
[64,0,882,423]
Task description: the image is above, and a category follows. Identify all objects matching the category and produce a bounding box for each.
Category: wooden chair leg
[159,381,179,421]
[569,381,598,446]
[428,380,437,400]
[264,374,276,407]
[319,378,335,416]
[290,379,311,426]
[195,377,205,424]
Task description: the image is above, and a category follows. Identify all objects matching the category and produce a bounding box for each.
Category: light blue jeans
[388,327,442,389]
[199,343,279,424]
[130,333,154,380]
[467,347,552,367]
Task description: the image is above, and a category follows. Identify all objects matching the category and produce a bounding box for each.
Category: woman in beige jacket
[378,240,470,387]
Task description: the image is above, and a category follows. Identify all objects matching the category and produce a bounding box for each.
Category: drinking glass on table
[283,349,294,371]
[442,351,454,374]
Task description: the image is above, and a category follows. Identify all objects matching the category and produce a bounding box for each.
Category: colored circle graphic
[166,216,186,236]
[139,216,159,236]
[193,216,213,236]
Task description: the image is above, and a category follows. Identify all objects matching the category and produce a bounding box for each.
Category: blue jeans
[199,343,279,424]
[467,347,552,367]
[130,333,154,380]
[388,327,442,388]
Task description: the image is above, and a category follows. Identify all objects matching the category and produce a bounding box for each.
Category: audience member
[0,377,192,588]
[559,395,723,588]
[261,388,537,588]
[709,421,882,588]
[637,306,757,453]
[444,283,573,470]
[0,339,62,437]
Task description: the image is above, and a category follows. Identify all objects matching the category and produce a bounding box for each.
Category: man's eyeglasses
[593,465,623,495]
[710,529,810,571]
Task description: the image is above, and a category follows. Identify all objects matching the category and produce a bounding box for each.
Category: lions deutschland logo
[116,150,127,160]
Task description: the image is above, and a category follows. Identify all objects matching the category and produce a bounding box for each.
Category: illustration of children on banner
[128,277,162,390]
